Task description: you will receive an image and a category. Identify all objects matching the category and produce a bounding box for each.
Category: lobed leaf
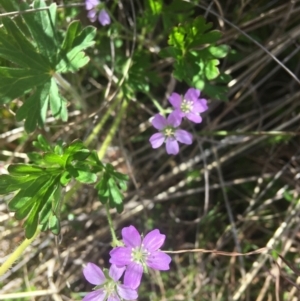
[204,59,220,80]
[0,67,50,105]
[0,0,96,131]
[56,21,96,73]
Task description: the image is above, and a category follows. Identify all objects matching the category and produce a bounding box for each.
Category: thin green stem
[105,204,119,247]
[0,228,40,277]
[84,96,121,147]
[97,99,129,159]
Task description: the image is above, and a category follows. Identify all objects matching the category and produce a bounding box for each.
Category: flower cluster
[83,225,172,301]
[149,88,208,155]
[85,0,111,26]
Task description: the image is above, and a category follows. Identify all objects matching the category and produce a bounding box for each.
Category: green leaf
[15,79,68,132]
[8,164,47,176]
[168,17,221,51]
[112,171,129,182]
[168,26,186,51]
[15,83,50,132]
[148,0,163,15]
[0,17,50,69]
[95,164,127,211]
[60,171,72,186]
[164,16,229,101]
[67,164,97,184]
[119,180,127,191]
[24,209,39,239]
[189,30,222,48]
[89,151,105,169]
[49,77,68,121]
[205,59,220,80]
[20,0,58,64]
[0,174,35,194]
[35,134,53,152]
[208,45,230,58]
[75,169,97,184]
[0,67,50,105]
[108,178,124,213]
[64,140,90,162]
[43,153,67,167]
[0,0,96,131]
[56,21,96,73]
[49,215,60,235]
[95,174,110,203]
[39,199,52,231]
[27,152,43,163]
[22,175,59,238]
[8,175,51,211]
[54,144,64,155]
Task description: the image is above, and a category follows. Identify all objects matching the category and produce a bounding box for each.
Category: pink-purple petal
[151,114,168,130]
[87,9,97,22]
[109,264,126,281]
[184,88,200,101]
[193,99,208,113]
[146,251,172,271]
[172,109,184,122]
[149,133,165,149]
[124,262,144,289]
[168,92,182,108]
[186,112,202,123]
[98,9,111,26]
[175,129,193,145]
[107,293,120,301]
[117,284,138,300]
[83,263,106,285]
[122,225,141,247]
[143,229,166,252]
[83,289,106,301]
[167,111,181,128]
[109,247,132,266]
[166,138,179,155]
[85,0,99,10]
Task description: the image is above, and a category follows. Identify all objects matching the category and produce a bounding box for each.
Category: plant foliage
[0,135,128,238]
[0,0,96,132]
[160,16,231,101]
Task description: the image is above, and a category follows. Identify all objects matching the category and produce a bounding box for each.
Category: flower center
[131,244,150,265]
[104,280,116,294]
[163,126,175,138]
[181,99,193,113]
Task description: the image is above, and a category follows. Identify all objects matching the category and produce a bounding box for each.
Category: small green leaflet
[95,163,129,213]
[0,0,96,132]
[161,16,231,101]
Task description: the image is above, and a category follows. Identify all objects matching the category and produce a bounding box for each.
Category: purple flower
[85,0,111,26]
[169,88,208,123]
[149,112,193,155]
[109,225,172,289]
[83,263,138,301]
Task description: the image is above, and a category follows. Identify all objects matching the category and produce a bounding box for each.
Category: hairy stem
[105,203,119,247]
[0,228,40,277]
